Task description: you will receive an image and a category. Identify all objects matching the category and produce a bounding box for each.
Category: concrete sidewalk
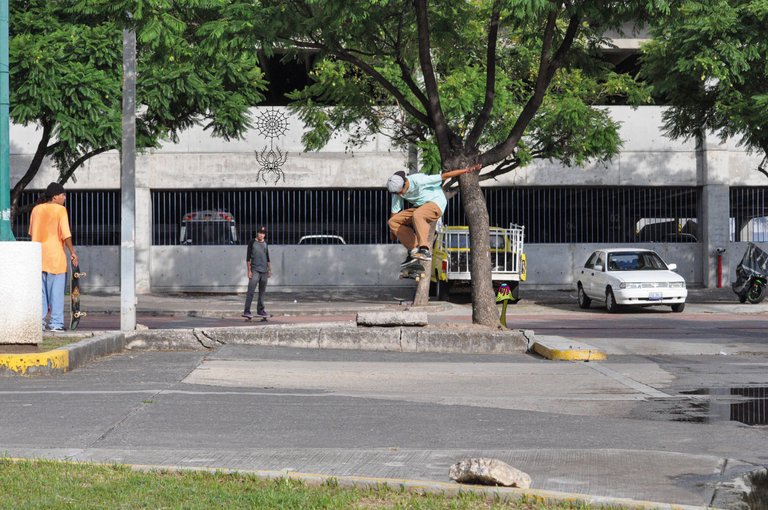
[79,286,743,318]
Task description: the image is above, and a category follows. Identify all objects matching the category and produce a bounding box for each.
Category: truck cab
[431,224,526,301]
[179,210,238,245]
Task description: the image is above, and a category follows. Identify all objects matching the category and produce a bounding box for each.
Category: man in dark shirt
[243,226,272,319]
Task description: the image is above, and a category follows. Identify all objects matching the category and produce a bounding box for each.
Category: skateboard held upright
[70,263,87,330]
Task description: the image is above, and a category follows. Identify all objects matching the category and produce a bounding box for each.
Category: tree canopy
[642,0,768,175]
[238,0,665,323]
[243,1,660,179]
[10,0,267,216]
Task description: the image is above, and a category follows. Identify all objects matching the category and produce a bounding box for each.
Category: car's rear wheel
[577,284,591,309]
[605,288,620,313]
[671,303,685,313]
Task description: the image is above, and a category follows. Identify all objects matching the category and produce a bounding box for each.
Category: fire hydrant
[496,283,514,328]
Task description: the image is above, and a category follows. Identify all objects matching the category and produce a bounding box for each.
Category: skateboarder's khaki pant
[388,202,442,250]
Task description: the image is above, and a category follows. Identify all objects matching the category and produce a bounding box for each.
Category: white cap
[387,174,405,193]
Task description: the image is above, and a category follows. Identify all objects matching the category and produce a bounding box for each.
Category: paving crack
[192,329,224,350]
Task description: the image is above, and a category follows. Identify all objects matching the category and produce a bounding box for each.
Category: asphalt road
[2,302,768,508]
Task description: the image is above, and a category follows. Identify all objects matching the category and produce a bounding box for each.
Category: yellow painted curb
[0,349,69,375]
[532,342,607,361]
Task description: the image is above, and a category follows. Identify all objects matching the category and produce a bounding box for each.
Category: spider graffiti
[254,146,288,184]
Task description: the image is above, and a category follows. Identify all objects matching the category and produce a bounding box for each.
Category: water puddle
[677,387,768,426]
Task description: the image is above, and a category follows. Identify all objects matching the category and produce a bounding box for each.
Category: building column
[698,132,731,288]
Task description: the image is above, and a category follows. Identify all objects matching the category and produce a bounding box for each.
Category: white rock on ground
[449,458,532,488]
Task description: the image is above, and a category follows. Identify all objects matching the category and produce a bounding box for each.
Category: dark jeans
[244,271,269,314]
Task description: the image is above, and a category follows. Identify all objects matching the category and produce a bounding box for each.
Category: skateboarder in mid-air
[387,164,481,269]
[242,226,272,320]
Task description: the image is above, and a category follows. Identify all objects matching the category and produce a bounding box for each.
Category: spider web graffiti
[254,108,289,184]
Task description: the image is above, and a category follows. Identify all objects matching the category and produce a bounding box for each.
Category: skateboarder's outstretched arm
[440,164,481,181]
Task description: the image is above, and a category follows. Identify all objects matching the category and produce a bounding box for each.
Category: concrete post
[0,242,41,344]
[120,28,137,330]
[697,132,731,288]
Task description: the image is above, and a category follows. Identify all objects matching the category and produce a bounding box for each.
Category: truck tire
[436,279,450,301]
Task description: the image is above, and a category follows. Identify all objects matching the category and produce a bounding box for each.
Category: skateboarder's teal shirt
[390,174,446,214]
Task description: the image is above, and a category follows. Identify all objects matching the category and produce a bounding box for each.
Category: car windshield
[445,233,470,249]
[489,233,506,249]
[607,252,668,271]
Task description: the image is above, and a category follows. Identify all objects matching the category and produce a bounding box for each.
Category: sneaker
[48,326,65,332]
[241,312,253,319]
[413,247,432,261]
[257,310,271,318]
[400,254,416,267]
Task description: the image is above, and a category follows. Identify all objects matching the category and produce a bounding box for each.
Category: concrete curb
[1,322,530,376]
[531,336,607,361]
[125,325,533,354]
[119,463,709,510]
[0,332,125,377]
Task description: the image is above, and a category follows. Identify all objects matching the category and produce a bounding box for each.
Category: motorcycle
[732,243,768,304]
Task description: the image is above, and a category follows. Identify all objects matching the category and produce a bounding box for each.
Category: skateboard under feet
[244,314,270,322]
[70,264,87,330]
[399,260,427,281]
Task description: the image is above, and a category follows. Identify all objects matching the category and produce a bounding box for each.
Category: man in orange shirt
[29,182,78,331]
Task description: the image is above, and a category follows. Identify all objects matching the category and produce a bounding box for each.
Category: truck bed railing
[436,225,525,276]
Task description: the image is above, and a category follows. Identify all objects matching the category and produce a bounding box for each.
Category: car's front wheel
[671,303,685,313]
[605,288,621,313]
[577,284,591,309]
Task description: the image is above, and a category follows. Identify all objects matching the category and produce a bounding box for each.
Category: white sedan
[575,248,687,313]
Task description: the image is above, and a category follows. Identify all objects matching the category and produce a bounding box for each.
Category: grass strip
[40,336,87,351]
[0,459,604,510]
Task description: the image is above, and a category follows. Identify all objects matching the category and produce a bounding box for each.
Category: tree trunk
[9,121,53,223]
[460,172,499,326]
[412,221,437,306]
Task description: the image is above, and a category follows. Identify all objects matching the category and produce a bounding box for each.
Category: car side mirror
[667,263,677,271]
[593,264,603,272]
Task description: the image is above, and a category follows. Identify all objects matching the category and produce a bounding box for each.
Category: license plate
[648,292,662,301]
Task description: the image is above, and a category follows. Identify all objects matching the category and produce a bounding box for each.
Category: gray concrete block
[124,325,528,355]
[356,311,428,327]
[126,329,205,351]
[319,327,402,351]
[400,327,528,354]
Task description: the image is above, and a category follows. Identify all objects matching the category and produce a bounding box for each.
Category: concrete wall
[149,244,409,292]
[66,242,708,293]
[11,106,768,293]
[14,106,766,190]
[525,243,702,289]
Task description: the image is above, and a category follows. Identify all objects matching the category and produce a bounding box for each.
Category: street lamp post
[0,0,15,241]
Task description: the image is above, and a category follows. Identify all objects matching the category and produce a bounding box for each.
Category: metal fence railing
[12,190,120,246]
[730,187,768,242]
[444,186,700,244]
[152,189,391,245]
[11,186,705,246]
